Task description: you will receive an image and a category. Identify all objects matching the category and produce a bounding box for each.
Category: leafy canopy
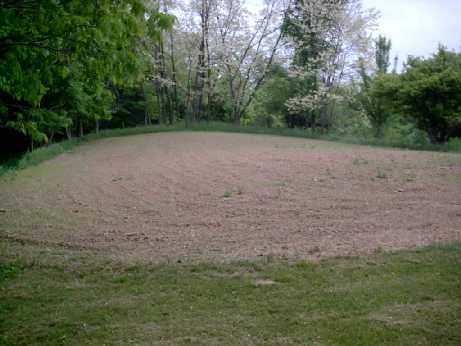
[374,47,461,143]
[0,0,173,142]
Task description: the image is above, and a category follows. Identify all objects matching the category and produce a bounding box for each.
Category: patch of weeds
[223,190,232,198]
[223,186,243,198]
[374,246,385,254]
[258,180,288,188]
[353,156,369,165]
[325,168,335,179]
[376,167,388,179]
[273,180,288,187]
[405,173,416,182]
[0,262,22,284]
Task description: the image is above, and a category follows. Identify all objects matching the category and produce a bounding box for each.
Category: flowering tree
[170,0,288,124]
[212,0,288,124]
[283,0,377,129]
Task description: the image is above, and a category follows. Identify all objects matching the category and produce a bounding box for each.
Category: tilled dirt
[1,132,460,263]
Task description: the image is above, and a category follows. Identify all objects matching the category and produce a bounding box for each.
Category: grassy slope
[2,122,461,177]
[1,243,461,345]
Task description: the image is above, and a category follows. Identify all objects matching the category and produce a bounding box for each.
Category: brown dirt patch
[1,132,460,263]
[253,279,278,286]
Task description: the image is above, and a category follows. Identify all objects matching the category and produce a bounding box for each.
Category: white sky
[363,0,461,64]
[247,0,461,64]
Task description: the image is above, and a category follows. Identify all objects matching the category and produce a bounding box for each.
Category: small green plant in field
[352,156,369,165]
[0,262,21,283]
[376,167,387,179]
[223,190,232,198]
[405,173,417,182]
[223,186,244,198]
[273,180,288,187]
[374,246,385,254]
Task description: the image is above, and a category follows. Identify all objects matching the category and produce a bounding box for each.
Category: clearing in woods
[1,131,460,263]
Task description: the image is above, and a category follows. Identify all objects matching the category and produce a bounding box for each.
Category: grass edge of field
[1,242,461,345]
[2,121,461,177]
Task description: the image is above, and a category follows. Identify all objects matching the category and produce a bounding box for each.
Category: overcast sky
[363,0,461,64]
[247,0,461,65]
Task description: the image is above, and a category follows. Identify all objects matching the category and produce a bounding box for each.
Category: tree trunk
[159,39,173,124]
[374,125,384,138]
[192,0,209,122]
[185,54,193,128]
[192,39,205,121]
[65,127,72,140]
[169,30,178,125]
[143,83,151,126]
[204,6,211,122]
[428,127,448,144]
[95,119,99,135]
[233,108,241,126]
[79,119,84,137]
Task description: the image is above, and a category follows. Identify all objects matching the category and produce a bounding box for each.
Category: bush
[374,47,461,143]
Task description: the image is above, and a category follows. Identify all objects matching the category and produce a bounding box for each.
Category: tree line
[1,0,460,160]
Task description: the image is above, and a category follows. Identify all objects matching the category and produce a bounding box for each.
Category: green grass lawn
[1,244,460,345]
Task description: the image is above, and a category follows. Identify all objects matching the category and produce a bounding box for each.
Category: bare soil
[1,132,460,263]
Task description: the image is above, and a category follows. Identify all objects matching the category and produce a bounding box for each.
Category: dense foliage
[356,35,392,137]
[373,48,461,143]
[1,0,460,160]
[0,0,172,150]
